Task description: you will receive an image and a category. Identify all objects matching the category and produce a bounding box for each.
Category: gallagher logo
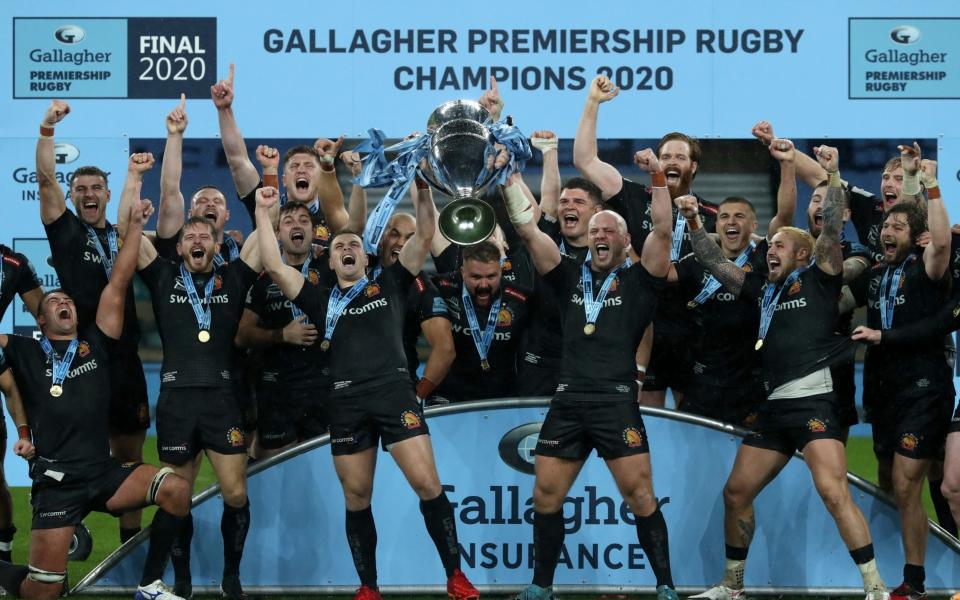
[498,423,541,475]
[889,25,921,45]
[54,24,86,45]
[54,143,80,164]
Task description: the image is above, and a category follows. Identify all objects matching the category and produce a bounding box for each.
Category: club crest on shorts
[365,282,381,298]
[76,341,91,357]
[227,427,245,447]
[899,433,919,451]
[743,411,758,428]
[622,427,643,448]
[497,306,514,328]
[806,418,826,433]
[401,410,423,429]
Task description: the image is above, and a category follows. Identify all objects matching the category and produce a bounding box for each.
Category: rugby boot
[866,591,891,600]
[354,584,383,600]
[173,580,192,600]
[890,582,926,600]
[658,585,681,600]
[689,584,747,600]
[220,574,247,600]
[135,580,185,600]
[514,583,555,600]
[447,569,480,600]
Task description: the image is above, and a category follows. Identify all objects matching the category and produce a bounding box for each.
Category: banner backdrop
[81,404,960,594]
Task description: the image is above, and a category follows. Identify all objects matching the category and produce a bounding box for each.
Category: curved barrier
[73,399,960,595]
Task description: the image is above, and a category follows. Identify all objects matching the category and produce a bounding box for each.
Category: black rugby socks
[120,526,141,544]
[419,491,461,577]
[635,507,674,589]
[345,506,379,588]
[0,561,27,596]
[140,509,183,585]
[0,528,15,563]
[903,563,925,593]
[532,509,564,588]
[170,513,194,583]
[221,501,250,577]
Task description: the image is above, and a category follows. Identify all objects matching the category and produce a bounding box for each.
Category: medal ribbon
[461,283,502,367]
[757,265,809,345]
[40,337,79,392]
[581,257,632,329]
[179,263,216,335]
[84,223,118,277]
[690,242,756,307]
[323,277,370,344]
[670,214,686,262]
[282,256,313,322]
[213,236,240,268]
[879,254,915,330]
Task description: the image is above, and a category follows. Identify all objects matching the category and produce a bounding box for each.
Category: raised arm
[117,152,156,237]
[812,146,844,276]
[680,197,746,295]
[398,178,436,275]
[766,138,797,237]
[157,94,188,238]
[912,149,949,280]
[256,187,304,300]
[503,173,561,274]
[340,150,368,232]
[211,64,260,198]
[97,196,152,339]
[253,144,281,227]
[477,76,504,123]
[531,130,561,220]
[573,76,624,200]
[315,136,350,233]
[752,120,830,188]
[36,100,71,225]
[634,150,671,278]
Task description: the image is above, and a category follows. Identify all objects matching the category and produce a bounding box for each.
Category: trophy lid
[426,100,490,134]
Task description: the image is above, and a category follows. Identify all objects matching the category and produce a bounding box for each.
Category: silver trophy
[419,100,500,245]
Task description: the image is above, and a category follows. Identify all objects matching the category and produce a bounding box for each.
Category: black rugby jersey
[544,256,665,397]
[246,257,333,390]
[432,273,535,400]
[44,211,139,346]
[4,327,114,471]
[239,181,333,250]
[741,266,853,395]
[847,186,883,264]
[293,261,414,392]
[675,240,768,387]
[0,245,42,319]
[433,244,536,290]
[139,257,258,388]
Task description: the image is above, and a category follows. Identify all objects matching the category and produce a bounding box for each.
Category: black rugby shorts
[257,386,328,450]
[108,348,150,434]
[743,393,843,455]
[327,380,429,456]
[870,389,952,460]
[156,387,246,464]
[681,382,763,430]
[536,395,649,460]
[30,460,139,529]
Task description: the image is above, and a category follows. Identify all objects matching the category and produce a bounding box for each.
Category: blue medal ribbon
[461,282,502,370]
[84,223,118,278]
[322,276,370,348]
[757,265,809,347]
[282,256,313,323]
[581,258,632,331]
[483,118,533,186]
[353,129,433,255]
[670,214,686,262]
[213,236,240,268]
[179,263,216,336]
[40,337,79,394]
[689,242,756,307]
[879,254,915,330]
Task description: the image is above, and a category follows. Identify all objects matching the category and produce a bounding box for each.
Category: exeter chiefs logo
[806,418,826,433]
[400,410,423,430]
[314,224,330,242]
[501,259,512,271]
[496,307,514,328]
[622,427,643,448]
[742,263,753,273]
[227,427,245,447]
[213,274,223,290]
[365,282,381,298]
[899,433,919,451]
[307,269,320,285]
[787,281,802,296]
[76,341,91,358]
[608,277,619,293]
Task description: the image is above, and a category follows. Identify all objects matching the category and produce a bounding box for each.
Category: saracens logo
[54,24,86,45]
[53,143,80,165]
[889,25,921,45]
[498,423,542,475]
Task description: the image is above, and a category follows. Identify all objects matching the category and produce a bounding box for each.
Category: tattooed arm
[812,146,844,276]
[678,195,746,296]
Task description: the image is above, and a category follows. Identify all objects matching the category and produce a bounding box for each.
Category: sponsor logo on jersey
[806,418,826,433]
[621,427,643,448]
[161,444,188,453]
[400,410,423,429]
[347,298,387,315]
[504,287,527,302]
[227,427,245,447]
[899,433,919,451]
[365,282,381,298]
